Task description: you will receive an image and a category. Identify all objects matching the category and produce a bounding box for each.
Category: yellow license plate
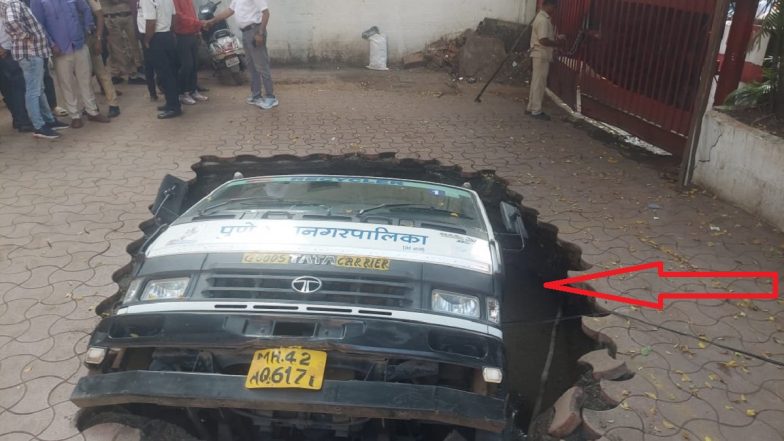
[336,256,390,271]
[245,348,327,390]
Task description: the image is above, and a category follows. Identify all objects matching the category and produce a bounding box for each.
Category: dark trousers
[147,31,180,111]
[0,54,32,128]
[176,33,198,94]
[43,60,57,108]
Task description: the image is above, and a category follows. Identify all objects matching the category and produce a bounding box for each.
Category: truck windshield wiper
[199,198,330,215]
[198,197,282,215]
[358,203,472,219]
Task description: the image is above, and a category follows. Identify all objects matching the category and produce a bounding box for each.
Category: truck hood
[146,219,493,274]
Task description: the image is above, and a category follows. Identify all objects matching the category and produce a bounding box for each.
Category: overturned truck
[71,155,578,441]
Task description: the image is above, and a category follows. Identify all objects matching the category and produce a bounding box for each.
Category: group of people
[0,0,276,140]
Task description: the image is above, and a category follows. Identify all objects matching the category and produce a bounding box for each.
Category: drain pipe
[528,297,564,431]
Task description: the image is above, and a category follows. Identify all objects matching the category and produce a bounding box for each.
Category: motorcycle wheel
[230,64,246,85]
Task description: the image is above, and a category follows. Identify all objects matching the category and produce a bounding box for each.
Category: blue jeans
[18,56,55,130]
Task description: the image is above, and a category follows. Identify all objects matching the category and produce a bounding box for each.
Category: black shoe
[111,76,125,84]
[157,109,182,119]
[150,94,159,102]
[108,106,121,118]
[196,85,210,92]
[17,124,35,133]
[157,105,169,111]
[531,112,551,121]
[33,126,61,139]
[127,77,147,85]
[46,119,69,130]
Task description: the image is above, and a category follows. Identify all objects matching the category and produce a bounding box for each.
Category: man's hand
[202,19,214,30]
[93,36,102,53]
[51,44,61,56]
[0,47,7,58]
[253,33,265,47]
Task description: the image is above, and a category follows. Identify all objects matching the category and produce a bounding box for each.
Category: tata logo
[291,276,323,294]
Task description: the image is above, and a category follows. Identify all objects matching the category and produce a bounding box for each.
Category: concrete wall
[694,110,784,232]
[218,0,532,65]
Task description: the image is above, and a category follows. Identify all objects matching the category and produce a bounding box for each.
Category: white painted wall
[694,110,784,232]
[212,0,531,64]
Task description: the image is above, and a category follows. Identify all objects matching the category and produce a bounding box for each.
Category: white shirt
[0,17,12,50]
[137,0,175,33]
[230,0,268,30]
[530,10,555,61]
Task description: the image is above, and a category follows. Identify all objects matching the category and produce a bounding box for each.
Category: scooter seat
[212,29,232,40]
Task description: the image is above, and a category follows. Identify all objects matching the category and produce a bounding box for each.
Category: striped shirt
[0,0,51,60]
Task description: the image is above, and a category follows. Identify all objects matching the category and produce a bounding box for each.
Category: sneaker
[70,118,84,128]
[46,119,69,130]
[246,94,262,105]
[33,126,60,139]
[180,93,197,105]
[256,97,279,110]
[54,106,68,117]
[17,124,35,133]
[108,106,121,118]
[530,112,551,121]
[111,76,125,84]
[157,109,183,119]
[191,90,208,101]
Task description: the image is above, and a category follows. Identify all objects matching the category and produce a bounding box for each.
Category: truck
[71,173,528,441]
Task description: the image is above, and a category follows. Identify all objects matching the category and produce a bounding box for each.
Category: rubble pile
[403,18,532,85]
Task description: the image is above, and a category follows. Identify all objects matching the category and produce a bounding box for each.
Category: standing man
[1,0,67,138]
[206,0,277,109]
[103,0,144,84]
[527,0,564,121]
[86,0,120,117]
[138,0,181,118]
[173,0,206,105]
[0,13,33,132]
[31,0,112,128]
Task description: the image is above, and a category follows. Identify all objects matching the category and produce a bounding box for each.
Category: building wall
[219,0,531,65]
[694,110,784,232]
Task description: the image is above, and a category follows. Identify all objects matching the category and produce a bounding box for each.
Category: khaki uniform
[527,10,555,115]
[102,0,143,77]
[86,0,118,107]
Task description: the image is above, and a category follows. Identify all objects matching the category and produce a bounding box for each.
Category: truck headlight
[432,290,480,318]
[140,277,190,301]
[121,278,143,304]
[487,297,501,324]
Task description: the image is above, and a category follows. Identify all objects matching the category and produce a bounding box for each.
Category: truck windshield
[183,176,485,233]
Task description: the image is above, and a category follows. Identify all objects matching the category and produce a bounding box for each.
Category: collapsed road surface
[73,153,597,441]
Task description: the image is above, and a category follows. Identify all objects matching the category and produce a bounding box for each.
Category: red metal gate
[548,0,719,155]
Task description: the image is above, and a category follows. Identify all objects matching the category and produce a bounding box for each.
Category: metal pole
[714,0,759,106]
[678,0,733,187]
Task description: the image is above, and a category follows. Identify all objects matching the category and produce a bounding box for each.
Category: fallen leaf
[746,409,757,417]
[698,341,707,349]
[663,420,675,429]
[641,346,652,356]
[645,392,658,400]
[621,401,630,410]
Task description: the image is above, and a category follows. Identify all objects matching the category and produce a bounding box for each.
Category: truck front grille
[201,272,415,308]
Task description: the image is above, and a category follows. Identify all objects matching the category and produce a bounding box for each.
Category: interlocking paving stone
[1,68,783,440]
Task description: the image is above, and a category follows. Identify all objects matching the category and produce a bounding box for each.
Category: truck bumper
[72,370,507,432]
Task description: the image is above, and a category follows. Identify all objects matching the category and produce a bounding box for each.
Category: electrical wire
[527,299,564,431]
[504,308,784,368]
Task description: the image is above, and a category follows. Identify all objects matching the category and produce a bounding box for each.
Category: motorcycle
[198,0,246,85]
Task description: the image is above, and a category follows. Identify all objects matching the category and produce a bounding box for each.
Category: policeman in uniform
[102,0,145,83]
[527,0,564,121]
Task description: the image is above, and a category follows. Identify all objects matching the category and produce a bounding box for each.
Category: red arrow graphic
[543,262,780,310]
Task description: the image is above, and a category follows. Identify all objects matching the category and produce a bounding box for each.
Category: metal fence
[548,0,718,155]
